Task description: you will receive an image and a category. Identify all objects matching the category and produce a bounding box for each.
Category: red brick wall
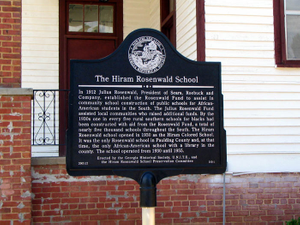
[31,164,300,224]
[0,90,32,224]
[0,0,22,88]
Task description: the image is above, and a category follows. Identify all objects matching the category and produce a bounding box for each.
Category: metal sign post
[142,208,155,225]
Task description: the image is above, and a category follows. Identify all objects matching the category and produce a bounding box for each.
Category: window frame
[67,2,116,35]
[273,0,300,67]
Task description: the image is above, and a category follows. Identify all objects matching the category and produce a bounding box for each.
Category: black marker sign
[67,29,226,182]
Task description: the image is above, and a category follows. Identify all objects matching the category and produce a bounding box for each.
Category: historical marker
[67,29,226,182]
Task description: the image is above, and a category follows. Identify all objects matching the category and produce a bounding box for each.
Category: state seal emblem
[128,36,166,74]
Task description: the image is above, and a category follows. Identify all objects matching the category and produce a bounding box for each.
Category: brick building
[0,0,300,224]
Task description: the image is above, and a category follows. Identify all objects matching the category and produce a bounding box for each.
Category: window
[68,4,114,33]
[274,0,300,67]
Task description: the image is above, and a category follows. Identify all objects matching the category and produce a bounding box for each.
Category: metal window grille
[32,90,69,146]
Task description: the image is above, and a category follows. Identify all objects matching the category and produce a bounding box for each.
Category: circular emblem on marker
[128,36,166,74]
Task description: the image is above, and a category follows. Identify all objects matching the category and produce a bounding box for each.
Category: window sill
[276,59,300,67]
[31,157,66,165]
[276,63,300,68]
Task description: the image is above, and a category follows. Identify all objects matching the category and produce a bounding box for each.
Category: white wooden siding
[124,0,152,38]
[176,0,197,60]
[205,0,300,172]
[21,0,59,89]
[149,0,160,30]
[22,0,60,157]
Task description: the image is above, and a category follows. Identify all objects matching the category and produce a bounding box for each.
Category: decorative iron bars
[32,90,69,146]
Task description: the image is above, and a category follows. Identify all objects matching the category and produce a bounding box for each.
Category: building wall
[22,0,300,172]
[149,0,160,31]
[31,165,300,224]
[0,3,33,224]
[176,0,197,60]
[0,89,33,224]
[0,0,22,88]
[205,0,300,172]
[21,0,161,90]
[21,0,60,156]
[0,0,297,224]
[123,0,159,38]
[22,0,161,157]
[21,0,59,89]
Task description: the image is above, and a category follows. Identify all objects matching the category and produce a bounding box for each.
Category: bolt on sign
[67,29,226,182]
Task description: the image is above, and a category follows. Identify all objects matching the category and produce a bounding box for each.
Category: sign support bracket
[140,172,157,224]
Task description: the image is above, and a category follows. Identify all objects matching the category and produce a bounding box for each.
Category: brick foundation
[0,89,33,224]
[31,163,300,224]
[0,89,299,224]
[0,0,22,88]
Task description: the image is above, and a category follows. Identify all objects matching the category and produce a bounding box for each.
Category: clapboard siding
[206,31,274,42]
[222,83,300,92]
[207,49,274,59]
[205,6,273,17]
[123,0,160,37]
[176,0,197,60]
[224,109,299,119]
[229,143,300,150]
[224,92,300,100]
[22,0,59,156]
[22,24,58,32]
[206,23,274,33]
[228,145,300,154]
[206,0,272,8]
[228,154,299,172]
[206,40,274,51]
[123,0,151,38]
[206,15,273,25]
[227,127,300,136]
[225,100,300,109]
[222,67,300,76]
[227,136,299,145]
[205,0,300,172]
[222,74,300,82]
[21,0,59,89]
[22,18,58,25]
[149,0,160,30]
[225,118,300,127]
